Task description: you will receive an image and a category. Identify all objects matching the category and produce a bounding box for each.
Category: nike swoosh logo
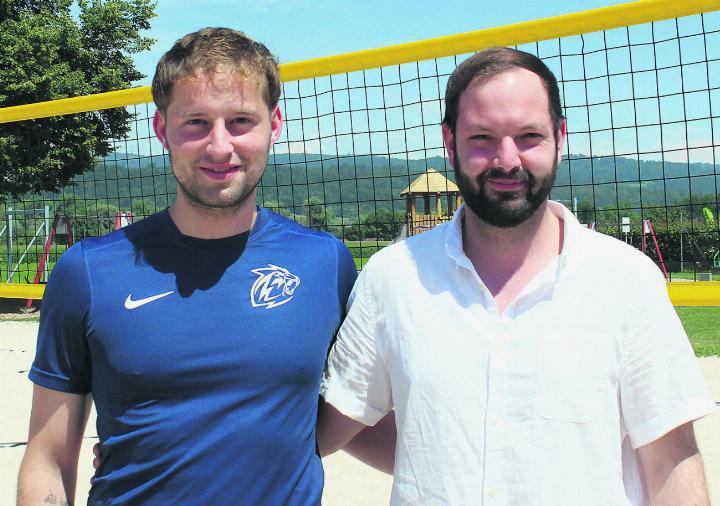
[124,291,175,310]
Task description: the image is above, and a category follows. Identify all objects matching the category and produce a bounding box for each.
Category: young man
[18,28,357,505]
[318,47,716,505]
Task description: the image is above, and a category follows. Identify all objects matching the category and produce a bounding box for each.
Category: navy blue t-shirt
[30,207,357,505]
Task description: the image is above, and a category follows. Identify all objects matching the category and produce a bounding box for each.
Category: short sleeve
[29,242,92,394]
[619,260,716,448]
[321,262,392,426]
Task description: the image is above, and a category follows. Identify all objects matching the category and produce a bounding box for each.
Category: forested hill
[70,152,719,215]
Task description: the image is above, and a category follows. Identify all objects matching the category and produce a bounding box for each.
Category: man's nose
[493,137,521,170]
[206,121,234,158]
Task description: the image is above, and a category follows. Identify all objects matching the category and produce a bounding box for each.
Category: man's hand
[93,443,101,470]
[637,422,710,505]
[88,443,102,486]
[17,386,91,506]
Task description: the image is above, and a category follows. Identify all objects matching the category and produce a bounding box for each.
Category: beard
[454,144,558,228]
[170,148,265,212]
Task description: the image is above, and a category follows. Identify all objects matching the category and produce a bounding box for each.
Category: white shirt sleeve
[619,259,717,448]
[321,263,393,426]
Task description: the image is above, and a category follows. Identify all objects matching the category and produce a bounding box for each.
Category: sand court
[2,321,717,504]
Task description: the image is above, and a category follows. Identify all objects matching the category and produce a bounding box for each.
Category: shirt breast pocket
[535,332,612,424]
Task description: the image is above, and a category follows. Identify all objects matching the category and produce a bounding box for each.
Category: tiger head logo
[250,264,301,309]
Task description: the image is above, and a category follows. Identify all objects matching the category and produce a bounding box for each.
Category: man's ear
[153,109,169,150]
[556,118,567,163]
[269,106,283,145]
[442,123,456,168]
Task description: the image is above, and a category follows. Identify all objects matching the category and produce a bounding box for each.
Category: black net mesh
[1,11,719,283]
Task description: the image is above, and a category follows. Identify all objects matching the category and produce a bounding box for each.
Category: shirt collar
[445,205,473,271]
[444,200,582,272]
[547,199,587,271]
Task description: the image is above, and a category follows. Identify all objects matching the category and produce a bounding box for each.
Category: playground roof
[400,168,459,196]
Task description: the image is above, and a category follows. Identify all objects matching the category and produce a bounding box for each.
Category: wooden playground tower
[401,168,462,236]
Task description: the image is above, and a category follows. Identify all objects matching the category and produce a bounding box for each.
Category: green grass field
[345,240,390,270]
[1,244,67,283]
[0,261,57,283]
[668,271,718,281]
[676,307,720,357]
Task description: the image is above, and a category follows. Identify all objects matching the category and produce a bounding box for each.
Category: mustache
[478,167,530,183]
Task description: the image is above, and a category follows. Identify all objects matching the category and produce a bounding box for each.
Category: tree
[365,208,404,240]
[261,199,295,220]
[129,198,158,219]
[55,193,119,239]
[0,0,156,197]
[303,197,334,231]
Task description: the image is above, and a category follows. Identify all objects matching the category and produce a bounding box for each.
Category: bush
[345,242,386,258]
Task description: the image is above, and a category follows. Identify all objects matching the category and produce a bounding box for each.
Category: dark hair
[152,27,281,112]
[443,47,564,138]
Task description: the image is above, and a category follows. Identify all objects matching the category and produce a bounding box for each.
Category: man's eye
[470,134,491,141]
[231,117,251,125]
[185,119,206,126]
[522,133,543,139]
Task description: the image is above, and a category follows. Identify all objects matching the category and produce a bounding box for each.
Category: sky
[132,0,629,85]
[116,0,719,167]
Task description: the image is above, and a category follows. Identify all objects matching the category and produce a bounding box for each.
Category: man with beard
[317,47,716,505]
[18,28,360,505]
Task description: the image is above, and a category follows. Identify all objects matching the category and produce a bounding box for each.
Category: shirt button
[488,486,497,497]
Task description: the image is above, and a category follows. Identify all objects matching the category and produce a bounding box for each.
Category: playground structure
[1,206,61,284]
[401,169,461,236]
[1,208,133,287]
[115,211,134,230]
[21,213,75,308]
[641,220,669,280]
[1,0,720,306]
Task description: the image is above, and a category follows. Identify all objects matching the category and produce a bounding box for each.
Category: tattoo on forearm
[44,492,72,505]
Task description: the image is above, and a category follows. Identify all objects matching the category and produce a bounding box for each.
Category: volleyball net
[1,0,720,305]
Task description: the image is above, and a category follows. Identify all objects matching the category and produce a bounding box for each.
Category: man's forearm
[18,387,90,505]
[645,452,710,506]
[317,400,368,457]
[17,450,76,506]
[17,490,73,506]
[342,411,396,474]
[638,422,711,506]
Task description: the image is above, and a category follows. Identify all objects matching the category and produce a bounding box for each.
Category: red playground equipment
[641,219,669,280]
[114,211,134,230]
[24,215,74,308]
[24,211,134,308]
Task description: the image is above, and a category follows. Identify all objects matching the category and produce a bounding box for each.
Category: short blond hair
[152,27,281,112]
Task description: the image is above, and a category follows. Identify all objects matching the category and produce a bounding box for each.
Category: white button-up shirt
[322,202,716,505]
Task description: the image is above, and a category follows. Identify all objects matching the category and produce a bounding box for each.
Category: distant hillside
[554,155,719,209]
[63,152,719,216]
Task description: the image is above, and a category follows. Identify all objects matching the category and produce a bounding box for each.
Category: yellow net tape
[0,283,45,300]
[666,282,720,307]
[2,282,720,306]
[0,86,152,124]
[280,0,720,82]
[2,0,719,124]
